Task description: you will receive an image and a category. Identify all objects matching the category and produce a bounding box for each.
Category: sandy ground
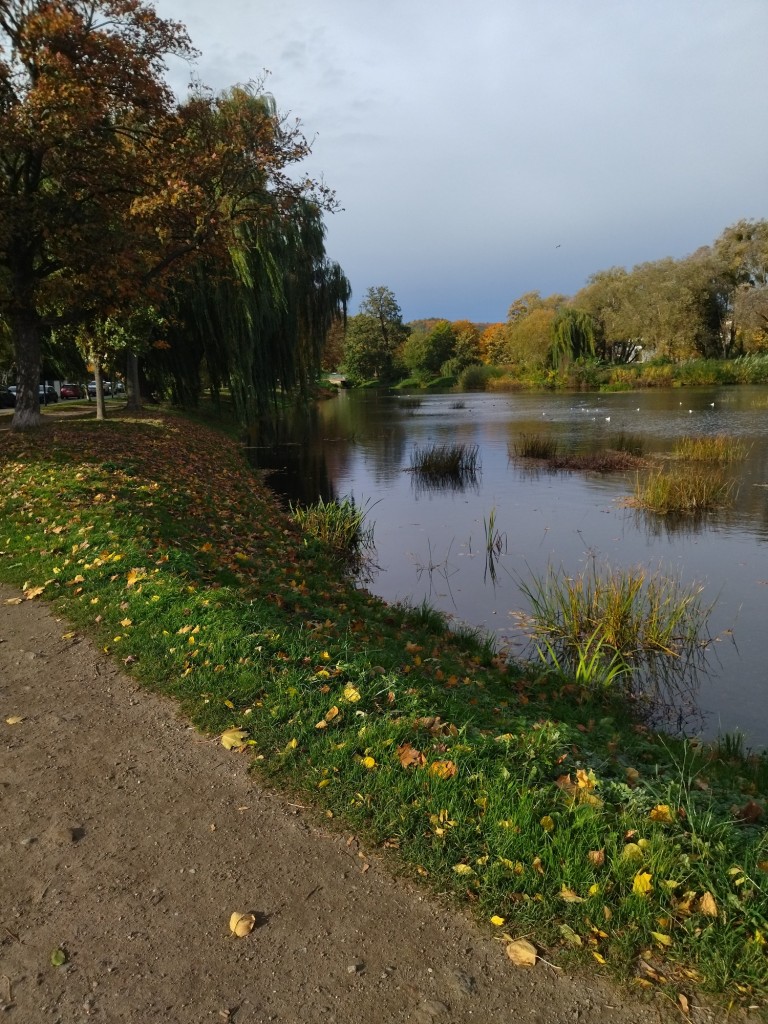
[0,584,726,1023]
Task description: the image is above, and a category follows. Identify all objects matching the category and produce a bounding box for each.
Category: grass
[291,495,375,564]
[0,412,766,1013]
[512,433,559,459]
[409,442,480,481]
[632,468,736,515]
[674,434,750,463]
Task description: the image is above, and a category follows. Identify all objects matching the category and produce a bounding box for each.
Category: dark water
[249,385,768,748]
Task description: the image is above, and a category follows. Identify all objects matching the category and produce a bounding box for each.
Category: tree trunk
[125,350,143,411]
[10,311,43,432]
[92,349,105,422]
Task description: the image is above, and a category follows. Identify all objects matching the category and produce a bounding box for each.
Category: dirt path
[0,585,713,1023]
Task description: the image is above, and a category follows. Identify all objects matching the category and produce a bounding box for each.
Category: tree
[0,4,335,430]
[342,286,409,381]
[401,320,456,377]
[479,323,509,364]
[549,308,597,368]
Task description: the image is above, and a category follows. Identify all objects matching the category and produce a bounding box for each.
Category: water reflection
[256,385,768,747]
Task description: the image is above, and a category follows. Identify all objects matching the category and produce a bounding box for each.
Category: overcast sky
[154,0,768,323]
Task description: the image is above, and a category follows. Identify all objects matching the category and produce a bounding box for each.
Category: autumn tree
[342,285,409,381]
[0,3,337,430]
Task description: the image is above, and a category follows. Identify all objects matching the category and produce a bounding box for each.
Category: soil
[0,584,727,1023]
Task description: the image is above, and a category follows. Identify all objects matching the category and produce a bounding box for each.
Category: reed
[516,559,712,681]
[409,443,480,480]
[674,434,749,463]
[511,433,559,459]
[632,467,735,514]
[291,495,375,561]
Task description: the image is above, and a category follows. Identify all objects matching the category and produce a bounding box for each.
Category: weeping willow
[154,199,350,430]
[550,308,597,368]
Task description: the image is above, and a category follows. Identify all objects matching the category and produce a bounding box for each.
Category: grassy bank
[1,412,766,1013]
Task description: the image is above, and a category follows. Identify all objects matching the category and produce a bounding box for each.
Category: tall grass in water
[674,434,749,463]
[633,467,735,514]
[511,433,559,459]
[291,496,375,563]
[409,443,480,481]
[516,559,712,688]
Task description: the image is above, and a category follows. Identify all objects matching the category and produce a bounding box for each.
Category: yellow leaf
[220,728,249,751]
[651,931,673,947]
[361,756,376,769]
[697,891,718,917]
[490,915,505,927]
[315,720,328,729]
[560,886,584,903]
[592,951,607,964]
[285,738,298,750]
[325,705,339,722]
[228,912,256,937]
[633,871,653,896]
[453,863,474,875]
[505,938,537,967]
[532,856,545,875]
[317,778,331,788]
[622,842,644,862]
[120,618,132,628]
[540,815,555,832]
[5,715,24,725]
[23,585,45,600]
[126,568,146,587]
[223,699,235,709]
[429,759,458,780]
[575,768,597,790]
[4,597,22,605]
[649,804,675,824]
[343,684,361,703]
[559,923,582,945]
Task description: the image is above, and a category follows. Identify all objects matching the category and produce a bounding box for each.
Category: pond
[249,384,768,748]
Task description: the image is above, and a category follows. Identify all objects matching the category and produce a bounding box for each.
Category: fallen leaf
[397,743,426,768]
[587,849,605,867]
[678,993,690,1015]
[697,892,718,917]
[560,886,584,903]
[505,938,537,967]
[5,716,24,725]
[649,804,675,824]
[651,931,673,947]
[228,912,256,937]
[343,685,361,703]
[540,814,555,832]
[220,728,249,751]
[559,923,582,945]
[453,863,474,875]
[361,756,376,769]
[633,871,653,896]
[4,597,22,605]
[325,705,339,722]
[735,801,763,824]
[120,618,132,627]
[429,759,458,780]
[50,948,67,966]
[23,585,45,600]
[490,915,505,927]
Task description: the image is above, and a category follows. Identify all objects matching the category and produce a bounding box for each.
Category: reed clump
[291,496,374,562]
[674,434,749,463]
[516,559,712,688]
[409,443,480,481]
[632,467,735,514]
[511,433,559,459]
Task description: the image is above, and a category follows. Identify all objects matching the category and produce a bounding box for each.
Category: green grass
[632,468,736,514]
[0,412,766,1013]
[291,495,375,564]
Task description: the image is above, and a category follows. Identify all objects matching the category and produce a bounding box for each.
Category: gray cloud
[155,0,768,322]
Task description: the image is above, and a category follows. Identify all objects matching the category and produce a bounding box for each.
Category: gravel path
[0,584,719,1023]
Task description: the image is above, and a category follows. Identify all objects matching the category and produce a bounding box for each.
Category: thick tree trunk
[125,350,143,411]
[10,312,43,432]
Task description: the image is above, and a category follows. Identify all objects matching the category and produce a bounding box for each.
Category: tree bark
[10,311,43,432]
[91,349,105,422]
[125,350,143,411]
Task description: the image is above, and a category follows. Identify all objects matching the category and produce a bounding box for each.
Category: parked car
[39,385,58,403]
[87,380,113,397]
[60,382,85,399]
[0,386,15,408]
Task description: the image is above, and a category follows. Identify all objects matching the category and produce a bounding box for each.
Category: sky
[153,0,768,324]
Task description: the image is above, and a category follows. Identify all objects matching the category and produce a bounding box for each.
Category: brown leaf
[505,938,537,967]
[736,801,763,824]
[587,849,605,868]
[397,742,426,768]
[429,759,458,780]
